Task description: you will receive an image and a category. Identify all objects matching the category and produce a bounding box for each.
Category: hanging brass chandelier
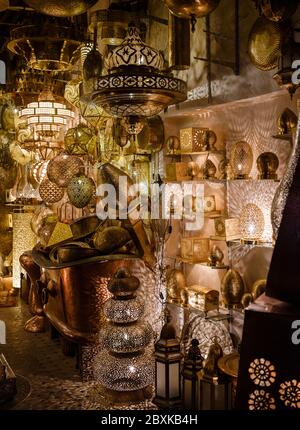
[7,23,84,72]
[91,26,187,119]
[23,0,97,17]
[19,89,75,140]
[163,0,220,30]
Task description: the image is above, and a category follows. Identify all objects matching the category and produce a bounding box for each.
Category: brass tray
[248,17,283,71]
[218,352,239,378]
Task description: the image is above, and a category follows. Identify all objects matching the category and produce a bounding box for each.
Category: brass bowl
[164,0,220,18]
[23,0,97,17]
[248,17,283,71]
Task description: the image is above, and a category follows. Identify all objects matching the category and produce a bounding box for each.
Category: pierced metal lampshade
[64,123,97,156]
[230,141,253,179]
[92,27,187,118]
[19,89,75,139]
[248,17,283,71]
[23,0,97,17]
[240,203,265,244]
[8,24,83,72]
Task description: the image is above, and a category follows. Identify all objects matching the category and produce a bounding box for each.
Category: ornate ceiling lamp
[163,0,220,31]
[23,0,97,17]
[7,24,84,72]
[19,89,75,140]
[89,8,130,46]
[91,26,187,120]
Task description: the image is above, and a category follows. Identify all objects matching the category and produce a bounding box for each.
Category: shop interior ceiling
[1,1,300,106]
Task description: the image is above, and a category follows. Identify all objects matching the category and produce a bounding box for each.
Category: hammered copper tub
[25,250,143,343]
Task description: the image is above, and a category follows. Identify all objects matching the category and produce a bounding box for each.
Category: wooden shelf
[168,302,231,321]
[175,256,228,269]
[164,178,226,184]
[165,150,225,156]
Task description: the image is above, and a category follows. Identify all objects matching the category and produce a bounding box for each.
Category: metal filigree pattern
[248,358,276,387]
[100,322,153,353]
[67,175,96,209]
[248,390,276,410]
[93,72,187,118]
[279,379,300,409]
[47,155,84,188]
[181,314,233,358]
[227,179,278,243]
[103,297,145,323]
[39,178,64,204]
[94,347,155,392]
[106,27,163,71]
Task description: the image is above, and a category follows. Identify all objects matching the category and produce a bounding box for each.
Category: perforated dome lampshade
[230,141,253,179]
[19,90,75,140]
[240,203,265,244]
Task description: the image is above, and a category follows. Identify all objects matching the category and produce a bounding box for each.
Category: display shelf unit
[165,150,226,157]
[163,89,296,349]
[175,256,229,269]
[170,301,232,321]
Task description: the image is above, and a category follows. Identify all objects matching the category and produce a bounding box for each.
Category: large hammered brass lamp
[23,0,97,17]
[92,26,187,119]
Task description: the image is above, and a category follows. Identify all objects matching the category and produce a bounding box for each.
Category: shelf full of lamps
[163,112,295,327]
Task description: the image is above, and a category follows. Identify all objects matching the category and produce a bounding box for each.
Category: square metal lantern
[213,217,241,241]
[154,337,182,409]
[180,128,209,153]
[198,371,232,410]
[181,237,210,263]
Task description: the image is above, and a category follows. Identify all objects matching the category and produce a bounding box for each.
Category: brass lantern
[230,141,253,179]
[256,152,279,180]
[153,310,182,409]
[198,337,232,410]
[182,339,204,410]
[240,203,265,244]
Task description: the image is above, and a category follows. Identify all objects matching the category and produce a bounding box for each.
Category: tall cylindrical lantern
[153,309,182,409]
[12,209,36,289]
[182,338,204,410]
[168,13,190,70]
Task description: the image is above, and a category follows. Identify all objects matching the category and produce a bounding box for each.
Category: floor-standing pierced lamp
[182,338,204,409]
[153,309,182,409]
